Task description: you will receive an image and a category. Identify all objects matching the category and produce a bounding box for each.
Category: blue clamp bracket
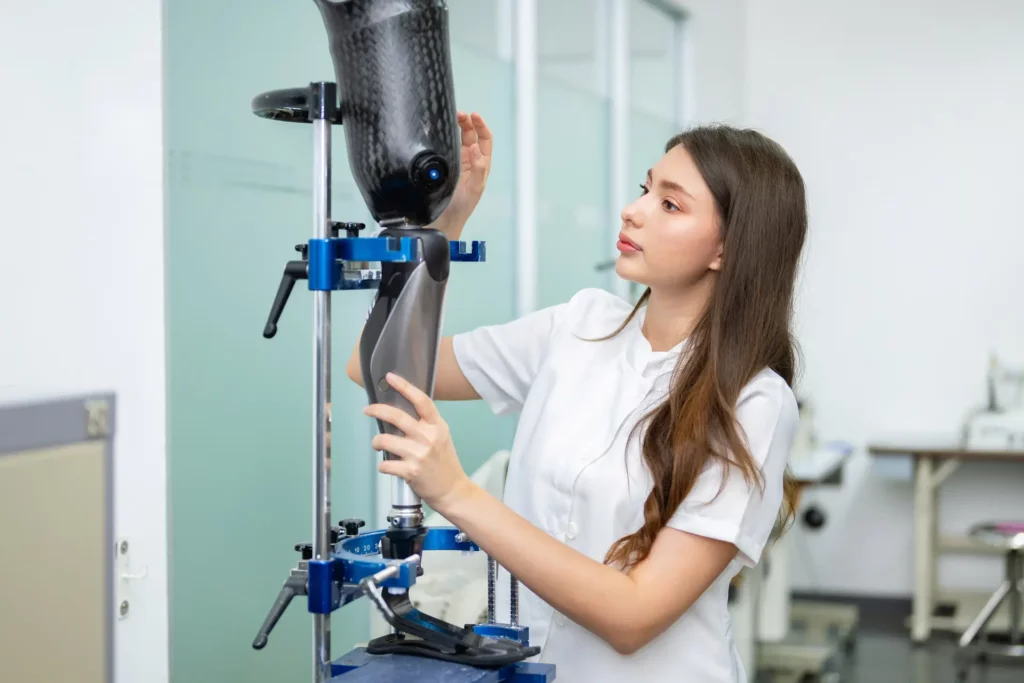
[473,623,531,646]
[307,237,486,291]
[307,526,480,614]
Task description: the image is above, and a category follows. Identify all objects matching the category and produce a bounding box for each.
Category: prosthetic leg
[248,2,547,682]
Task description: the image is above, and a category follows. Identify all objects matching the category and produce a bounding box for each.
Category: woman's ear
[708,242,724,272]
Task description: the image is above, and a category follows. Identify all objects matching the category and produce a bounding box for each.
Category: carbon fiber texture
[313,0,460,227]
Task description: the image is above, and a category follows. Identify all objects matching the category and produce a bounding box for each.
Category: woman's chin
[614,259,644,284]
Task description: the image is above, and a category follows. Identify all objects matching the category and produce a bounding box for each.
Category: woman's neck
[642,282,711,352]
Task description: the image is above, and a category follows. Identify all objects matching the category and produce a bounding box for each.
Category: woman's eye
[639,184,649,196]
[663,200,680,212]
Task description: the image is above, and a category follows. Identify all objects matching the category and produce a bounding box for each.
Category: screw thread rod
[510,575,519,626]
[487,556,497,624]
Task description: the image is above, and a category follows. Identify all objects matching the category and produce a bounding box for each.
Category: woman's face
[614,145,723,292]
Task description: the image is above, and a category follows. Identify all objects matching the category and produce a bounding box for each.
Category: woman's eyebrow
[648,169,695,200]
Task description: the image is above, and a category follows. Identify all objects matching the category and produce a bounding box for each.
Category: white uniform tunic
[452,288,799,683]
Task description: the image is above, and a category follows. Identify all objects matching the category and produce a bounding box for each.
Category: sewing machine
[247,2,554,681]
[964,354,1024,451]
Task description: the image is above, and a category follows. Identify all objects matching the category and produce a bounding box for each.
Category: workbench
[868,438,1024,643]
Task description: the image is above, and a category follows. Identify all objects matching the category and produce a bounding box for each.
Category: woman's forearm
[436,481,644,653]
[366,373,737,657]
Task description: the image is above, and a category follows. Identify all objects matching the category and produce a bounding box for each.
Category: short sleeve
[451,302,570,415]
[665,373,799,567]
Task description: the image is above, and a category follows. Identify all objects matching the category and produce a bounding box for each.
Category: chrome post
[311,113,332,683]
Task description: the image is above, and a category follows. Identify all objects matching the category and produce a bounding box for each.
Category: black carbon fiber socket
[312,0,461,227]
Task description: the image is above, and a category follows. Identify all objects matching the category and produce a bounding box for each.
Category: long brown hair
[604,125,807,569]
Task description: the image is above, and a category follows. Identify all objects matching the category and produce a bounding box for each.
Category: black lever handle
[263,260,308,339]
[252,571,308,650]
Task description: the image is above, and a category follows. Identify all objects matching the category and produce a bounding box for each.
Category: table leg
[912,456,934,643]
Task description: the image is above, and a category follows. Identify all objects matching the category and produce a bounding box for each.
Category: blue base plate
[330,648,555,683]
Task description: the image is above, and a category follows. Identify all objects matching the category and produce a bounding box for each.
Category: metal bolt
[454,532,468,544]
[120,600,129,617]
[120,541,129,555]
[510,576,519,626]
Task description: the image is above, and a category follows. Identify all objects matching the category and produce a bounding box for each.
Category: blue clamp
[307,237,486,291]
[473,623,531,646]
[306,527,480,614]
[451,240,486,262]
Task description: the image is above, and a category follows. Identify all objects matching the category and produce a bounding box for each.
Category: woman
[346,111,807,683]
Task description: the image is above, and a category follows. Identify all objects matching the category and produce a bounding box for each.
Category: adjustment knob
[802,506,826,530]
[332,222,365,238]
[340,518,366,536]
[294,244,309,260]
[294,543,313,560]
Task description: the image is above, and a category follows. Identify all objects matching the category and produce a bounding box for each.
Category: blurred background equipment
[954,522,1024,681]
[964,354,1024,451]
[0,393,115,683]
[729,398,855,683]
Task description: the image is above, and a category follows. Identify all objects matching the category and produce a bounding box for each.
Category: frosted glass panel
[167,2,517,681]
[629,0,679,119]
[536,78,613,310]
[538,0,606,98]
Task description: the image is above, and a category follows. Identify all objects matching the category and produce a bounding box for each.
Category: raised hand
[433,111,493,239]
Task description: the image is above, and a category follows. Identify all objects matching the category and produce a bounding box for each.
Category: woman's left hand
[364,372,474,513]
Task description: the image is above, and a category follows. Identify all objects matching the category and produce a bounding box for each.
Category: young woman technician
[346,111,807,683]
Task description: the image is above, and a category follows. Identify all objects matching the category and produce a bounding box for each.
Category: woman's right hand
[433,111,493,240]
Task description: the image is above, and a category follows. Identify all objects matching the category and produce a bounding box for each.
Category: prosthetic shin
[360,228,449,562]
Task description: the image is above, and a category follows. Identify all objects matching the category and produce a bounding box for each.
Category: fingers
[379,459,413,480]
[471,112,493,158]
[364,402,422,439]
[458,111,477,148]
[371,432,427,460]
[386,373,442,424]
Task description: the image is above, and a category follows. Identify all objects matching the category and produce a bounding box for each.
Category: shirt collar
[624,305,687,377]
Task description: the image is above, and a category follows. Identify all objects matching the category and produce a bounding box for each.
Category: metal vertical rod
[608,0,631,302]
[312,115,332,683]
[487,556,497,624]
[513,0,537,317]
[1010,550,1021,644]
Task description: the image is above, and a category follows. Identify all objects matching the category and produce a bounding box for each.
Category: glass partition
[535,79,613,309]
[535,0,615,309]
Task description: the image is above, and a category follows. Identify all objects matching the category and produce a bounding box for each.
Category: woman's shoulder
[737,367,801,433]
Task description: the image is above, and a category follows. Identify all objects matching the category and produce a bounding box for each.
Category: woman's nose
[620,199,644,228]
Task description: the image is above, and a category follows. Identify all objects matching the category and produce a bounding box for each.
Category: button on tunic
[452,288,799,683]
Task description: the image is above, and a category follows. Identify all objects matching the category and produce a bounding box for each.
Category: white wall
[0,1,168,681]
[745,0,1024,596]
[669,0,747,125]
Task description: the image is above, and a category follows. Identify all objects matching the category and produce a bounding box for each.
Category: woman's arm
[365,373,739,656]
[443,481,737,654]
[347,335,480,401]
